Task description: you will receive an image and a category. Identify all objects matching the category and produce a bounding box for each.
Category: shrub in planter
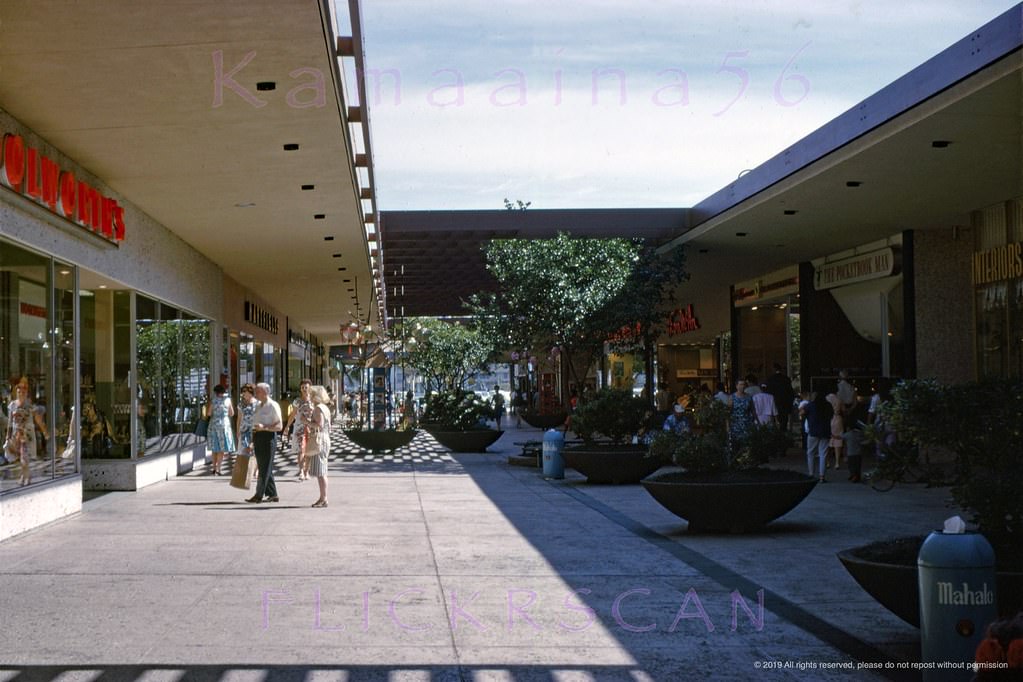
[570,389,648,445]
[882,378,1023,572]
[641,393,811,532]
[422,389,495,431]
[562,388,662,483]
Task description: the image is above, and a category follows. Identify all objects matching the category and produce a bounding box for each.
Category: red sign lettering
[1,130,125,243]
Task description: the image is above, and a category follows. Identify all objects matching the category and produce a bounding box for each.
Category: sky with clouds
[356,0,1018,211]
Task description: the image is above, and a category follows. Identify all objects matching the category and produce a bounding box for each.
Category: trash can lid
[917,530,996,568]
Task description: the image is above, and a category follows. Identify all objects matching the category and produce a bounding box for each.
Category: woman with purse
[306,385,332,508]
[5,378,48,486]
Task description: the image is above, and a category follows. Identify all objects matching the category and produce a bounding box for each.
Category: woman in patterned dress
[306,385,331,507]
[206,384,235,475]
[727,379,757,457]
[235,383,257,480]
[5,378,48,486]
[283,379,313,480]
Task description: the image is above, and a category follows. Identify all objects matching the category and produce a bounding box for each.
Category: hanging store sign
[1,132,125,244]
[972,241,1023,285]
[814,247,895,290]
[244,300,279,334]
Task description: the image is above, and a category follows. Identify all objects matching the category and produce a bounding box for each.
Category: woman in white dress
[306,385,332,508]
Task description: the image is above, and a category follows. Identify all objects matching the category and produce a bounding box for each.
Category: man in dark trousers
[765,363,796,430]
[247,382,283,503]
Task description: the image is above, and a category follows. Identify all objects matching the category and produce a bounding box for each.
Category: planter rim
[643,469,817,485]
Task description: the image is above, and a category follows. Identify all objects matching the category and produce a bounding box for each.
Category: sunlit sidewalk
[0,420,947,680]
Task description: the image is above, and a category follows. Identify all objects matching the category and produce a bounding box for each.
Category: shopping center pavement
[0,420,958,681]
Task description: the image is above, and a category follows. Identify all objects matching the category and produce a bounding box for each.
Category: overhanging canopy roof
[0,0,378,343]
[379,208,688,318]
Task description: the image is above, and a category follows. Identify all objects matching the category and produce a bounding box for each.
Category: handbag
[4,436,19,462]
[194,417,209,438]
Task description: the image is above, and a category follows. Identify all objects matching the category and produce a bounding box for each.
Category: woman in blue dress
[235,383,257,480]
[728,379,756,457]
[207,384,235,475]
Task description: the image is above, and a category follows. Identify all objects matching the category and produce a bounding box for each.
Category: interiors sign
[1,132,125,244]
[972,241,1023,285]
[814,247,894,290]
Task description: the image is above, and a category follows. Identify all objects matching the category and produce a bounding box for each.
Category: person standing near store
[235,383,257,481]
[206,384,235,476]
[306,385,332,508]
[492,384,506,430]
[247,382,282,503]
[765,363,796,430]
[801,391,833,482]
[283,379,312,480]
[5,378,47,486]
[727,380,757,452]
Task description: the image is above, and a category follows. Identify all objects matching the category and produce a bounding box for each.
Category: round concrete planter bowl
[343,429,417,453]
[429,428,504,453]
[640,468,817,533]
[521,412,567,430]
[837,536,1023,627]
[561,444,664,484]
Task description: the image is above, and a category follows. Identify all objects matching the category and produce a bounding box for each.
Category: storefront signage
[1,132,126,244]
[244,300,279,334]
[972,241,1023,285]
[607,304,701,343]
[666,304,700,336]
[814,247,894,290]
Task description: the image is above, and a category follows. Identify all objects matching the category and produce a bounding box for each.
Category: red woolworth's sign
[1,133,125,244]
[607,304,701,343]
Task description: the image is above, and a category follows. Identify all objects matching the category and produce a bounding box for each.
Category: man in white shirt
[752,384,778,425]
[247,382,283,503]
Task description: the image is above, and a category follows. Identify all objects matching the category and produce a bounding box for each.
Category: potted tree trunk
[640,393,814,533]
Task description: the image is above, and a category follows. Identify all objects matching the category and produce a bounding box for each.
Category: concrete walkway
[0,421,957,680]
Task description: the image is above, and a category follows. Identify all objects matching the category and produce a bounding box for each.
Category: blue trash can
[918,522,997,680]
[542,429,565,479]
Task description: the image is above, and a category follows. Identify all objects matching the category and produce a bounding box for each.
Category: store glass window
[262,342,276,394]
[239,333,256,388]
[1,241,55,489]
[80,285,130,459]
[179,310,210,436]
[53,263,76,473]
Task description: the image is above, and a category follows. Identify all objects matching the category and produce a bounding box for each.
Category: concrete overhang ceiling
[0,0,375,344]
[672,49,1022,306]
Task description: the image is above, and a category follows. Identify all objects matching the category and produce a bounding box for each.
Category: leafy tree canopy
[395,317,493,392]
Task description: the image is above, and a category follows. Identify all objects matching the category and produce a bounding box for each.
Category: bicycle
[867,442,927,492]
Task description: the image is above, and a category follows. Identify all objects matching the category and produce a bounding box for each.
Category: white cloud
[358,0,1019,209]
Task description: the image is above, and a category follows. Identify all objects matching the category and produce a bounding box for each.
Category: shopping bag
[230,454,252,491]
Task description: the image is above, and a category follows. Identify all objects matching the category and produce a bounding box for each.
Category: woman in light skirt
[306,385,332,507]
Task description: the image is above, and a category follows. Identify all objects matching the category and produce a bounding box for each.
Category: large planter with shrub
[642,468,817,533]
[838,536,1023,626]
[430,428,504,453]
[838,379,1023,623]
[562,443,663,484]
[561,388,656,484]
[639,393,810,532]
[343,429,417,453]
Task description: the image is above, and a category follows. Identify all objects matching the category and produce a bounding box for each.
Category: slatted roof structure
[377,208,690,320]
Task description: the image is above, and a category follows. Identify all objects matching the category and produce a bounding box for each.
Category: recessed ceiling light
[98,285,107,289]
[845,181,862,188]
[283,143,299,151]
[332,253,342,258]
[931,140,951,148]
[343,279,351,283]
[698,249,708,254]
[234,202,256,208]
[314,214,325,220]
[735,232,747,237]
[338,266,347,271]
[783,210,798,215]
[324,236,335,241]
[256,81,276,91]
[301,184,315,191]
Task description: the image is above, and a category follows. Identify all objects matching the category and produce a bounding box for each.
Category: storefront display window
[261,342,276,394]
[79,285,130,459]
[0,239,71,490]
[135,296,211,455]
[973,199,1022,380]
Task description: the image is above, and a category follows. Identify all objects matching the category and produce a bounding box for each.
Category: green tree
[468,232,641,403]
[397,317,493,392]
